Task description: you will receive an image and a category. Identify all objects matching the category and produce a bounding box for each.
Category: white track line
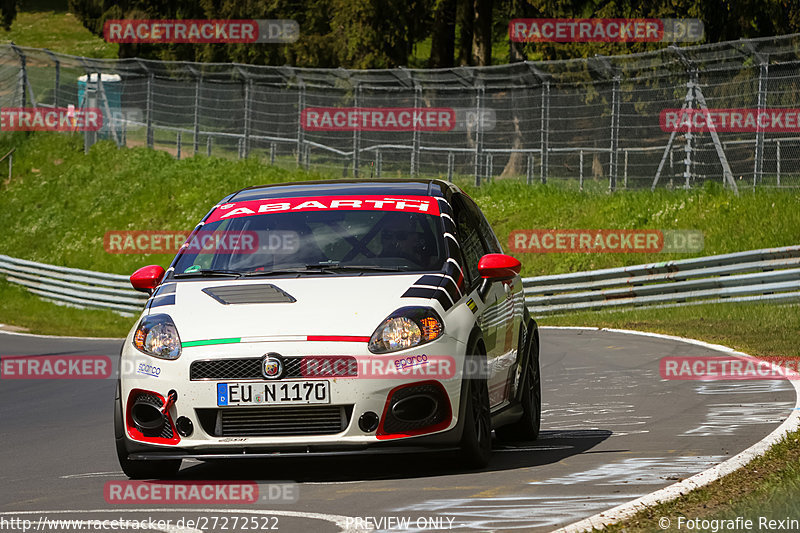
[541,326,800,533]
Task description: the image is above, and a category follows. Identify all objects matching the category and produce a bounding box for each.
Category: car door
[473,201,522,407]
[453,194,510,408]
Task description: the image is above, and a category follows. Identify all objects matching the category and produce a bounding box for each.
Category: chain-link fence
[3,34,800,190]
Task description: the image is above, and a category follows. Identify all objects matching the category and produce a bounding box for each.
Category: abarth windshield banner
[205,195,441,223]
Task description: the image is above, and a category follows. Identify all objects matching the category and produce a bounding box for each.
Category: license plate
[217,381,330,406]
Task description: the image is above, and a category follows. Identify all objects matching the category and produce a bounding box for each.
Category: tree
[429,0,457,67]
[68,0,434,68]
[472,0,493,65]
[0,0,17,31]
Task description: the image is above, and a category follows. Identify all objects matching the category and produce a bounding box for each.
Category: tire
[495,324,541,442]
[114,387,181,479]
[458,347,492,468]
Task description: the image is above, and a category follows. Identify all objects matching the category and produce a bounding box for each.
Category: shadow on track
[171,429,613,482]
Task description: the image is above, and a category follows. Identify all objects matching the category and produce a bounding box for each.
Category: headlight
[133,314,182,360]
[368,307,444,354]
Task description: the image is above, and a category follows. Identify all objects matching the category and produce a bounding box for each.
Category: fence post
[447,151,454,181]
[753,57,768,190]
[353,83,361,178]
[176,132,182,160]
[83,72,97,153]
[10,44,30,108]
[270,142,276,165]
[192,71,201,155]
[412,83,422,176]
[683,70,697,189]
[609,75,620,191]
[540,81,550,184]
[474,83,485,186]
[145,69,154,149]
[579,149,584,188]
[42,49,60,107]
[624,149,629,188]
[206,135,212,157]
[243,76,253,159]
[486,153,493,181]
[776,140,781,186]
[526,153,533,185]
[296,81,306,166]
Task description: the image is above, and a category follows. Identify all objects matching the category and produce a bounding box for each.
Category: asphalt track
[0,327,795,533]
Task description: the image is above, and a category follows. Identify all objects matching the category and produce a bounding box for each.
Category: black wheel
[114,387,181,479]
[496,324,541,442]
[458,350,492,468]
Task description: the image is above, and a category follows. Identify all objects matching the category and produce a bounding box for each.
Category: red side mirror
[477,253,521,281]
[130,265,166,294]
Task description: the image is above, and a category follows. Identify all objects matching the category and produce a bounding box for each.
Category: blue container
[77,73,122,138]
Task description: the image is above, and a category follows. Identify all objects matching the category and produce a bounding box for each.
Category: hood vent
[202,284,296,305]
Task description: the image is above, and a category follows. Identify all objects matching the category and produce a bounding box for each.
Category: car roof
[227,179,458,203]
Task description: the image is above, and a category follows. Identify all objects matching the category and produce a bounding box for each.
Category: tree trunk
[499,114,525,178]
[471,0,493,66]
[429,0,457,68]
[456,0,474,66]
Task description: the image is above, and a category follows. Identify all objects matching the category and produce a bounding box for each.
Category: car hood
[149,274,428,342]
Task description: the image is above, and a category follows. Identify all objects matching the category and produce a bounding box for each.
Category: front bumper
[118,335,469,456]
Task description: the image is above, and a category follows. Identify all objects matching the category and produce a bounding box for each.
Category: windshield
[170,201,446,277]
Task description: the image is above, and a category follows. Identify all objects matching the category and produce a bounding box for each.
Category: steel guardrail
[0,254,147,315]
[1,246,799,317]
[522,245,800,315]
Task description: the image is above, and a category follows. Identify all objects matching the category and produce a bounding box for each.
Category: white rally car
[115,179,541,478]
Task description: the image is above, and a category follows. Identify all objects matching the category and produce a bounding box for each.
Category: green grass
[0,278,131,337]
[0,0,117,58]
[0,132,331,275]
[2,132,798,279]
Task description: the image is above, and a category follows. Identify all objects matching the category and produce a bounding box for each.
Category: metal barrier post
[609,75,620,191]
[753,58,768,190]
[412,84,422,176]
[353,83,361,178]
[296,81,305,166]
[540,81,550,184]
[474,83,485,186]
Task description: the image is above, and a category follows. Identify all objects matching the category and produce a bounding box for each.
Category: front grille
[197,405,353,437]
[190,356,357,380]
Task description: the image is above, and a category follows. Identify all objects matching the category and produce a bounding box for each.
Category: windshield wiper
[305,263,410,273]
[239,267,333,277]
[173,269,242,279]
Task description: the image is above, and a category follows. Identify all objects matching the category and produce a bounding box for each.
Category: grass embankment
[0,0,117,58]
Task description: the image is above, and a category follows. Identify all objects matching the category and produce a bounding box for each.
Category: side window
[454,196,486,287]
[467,198,503,254]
